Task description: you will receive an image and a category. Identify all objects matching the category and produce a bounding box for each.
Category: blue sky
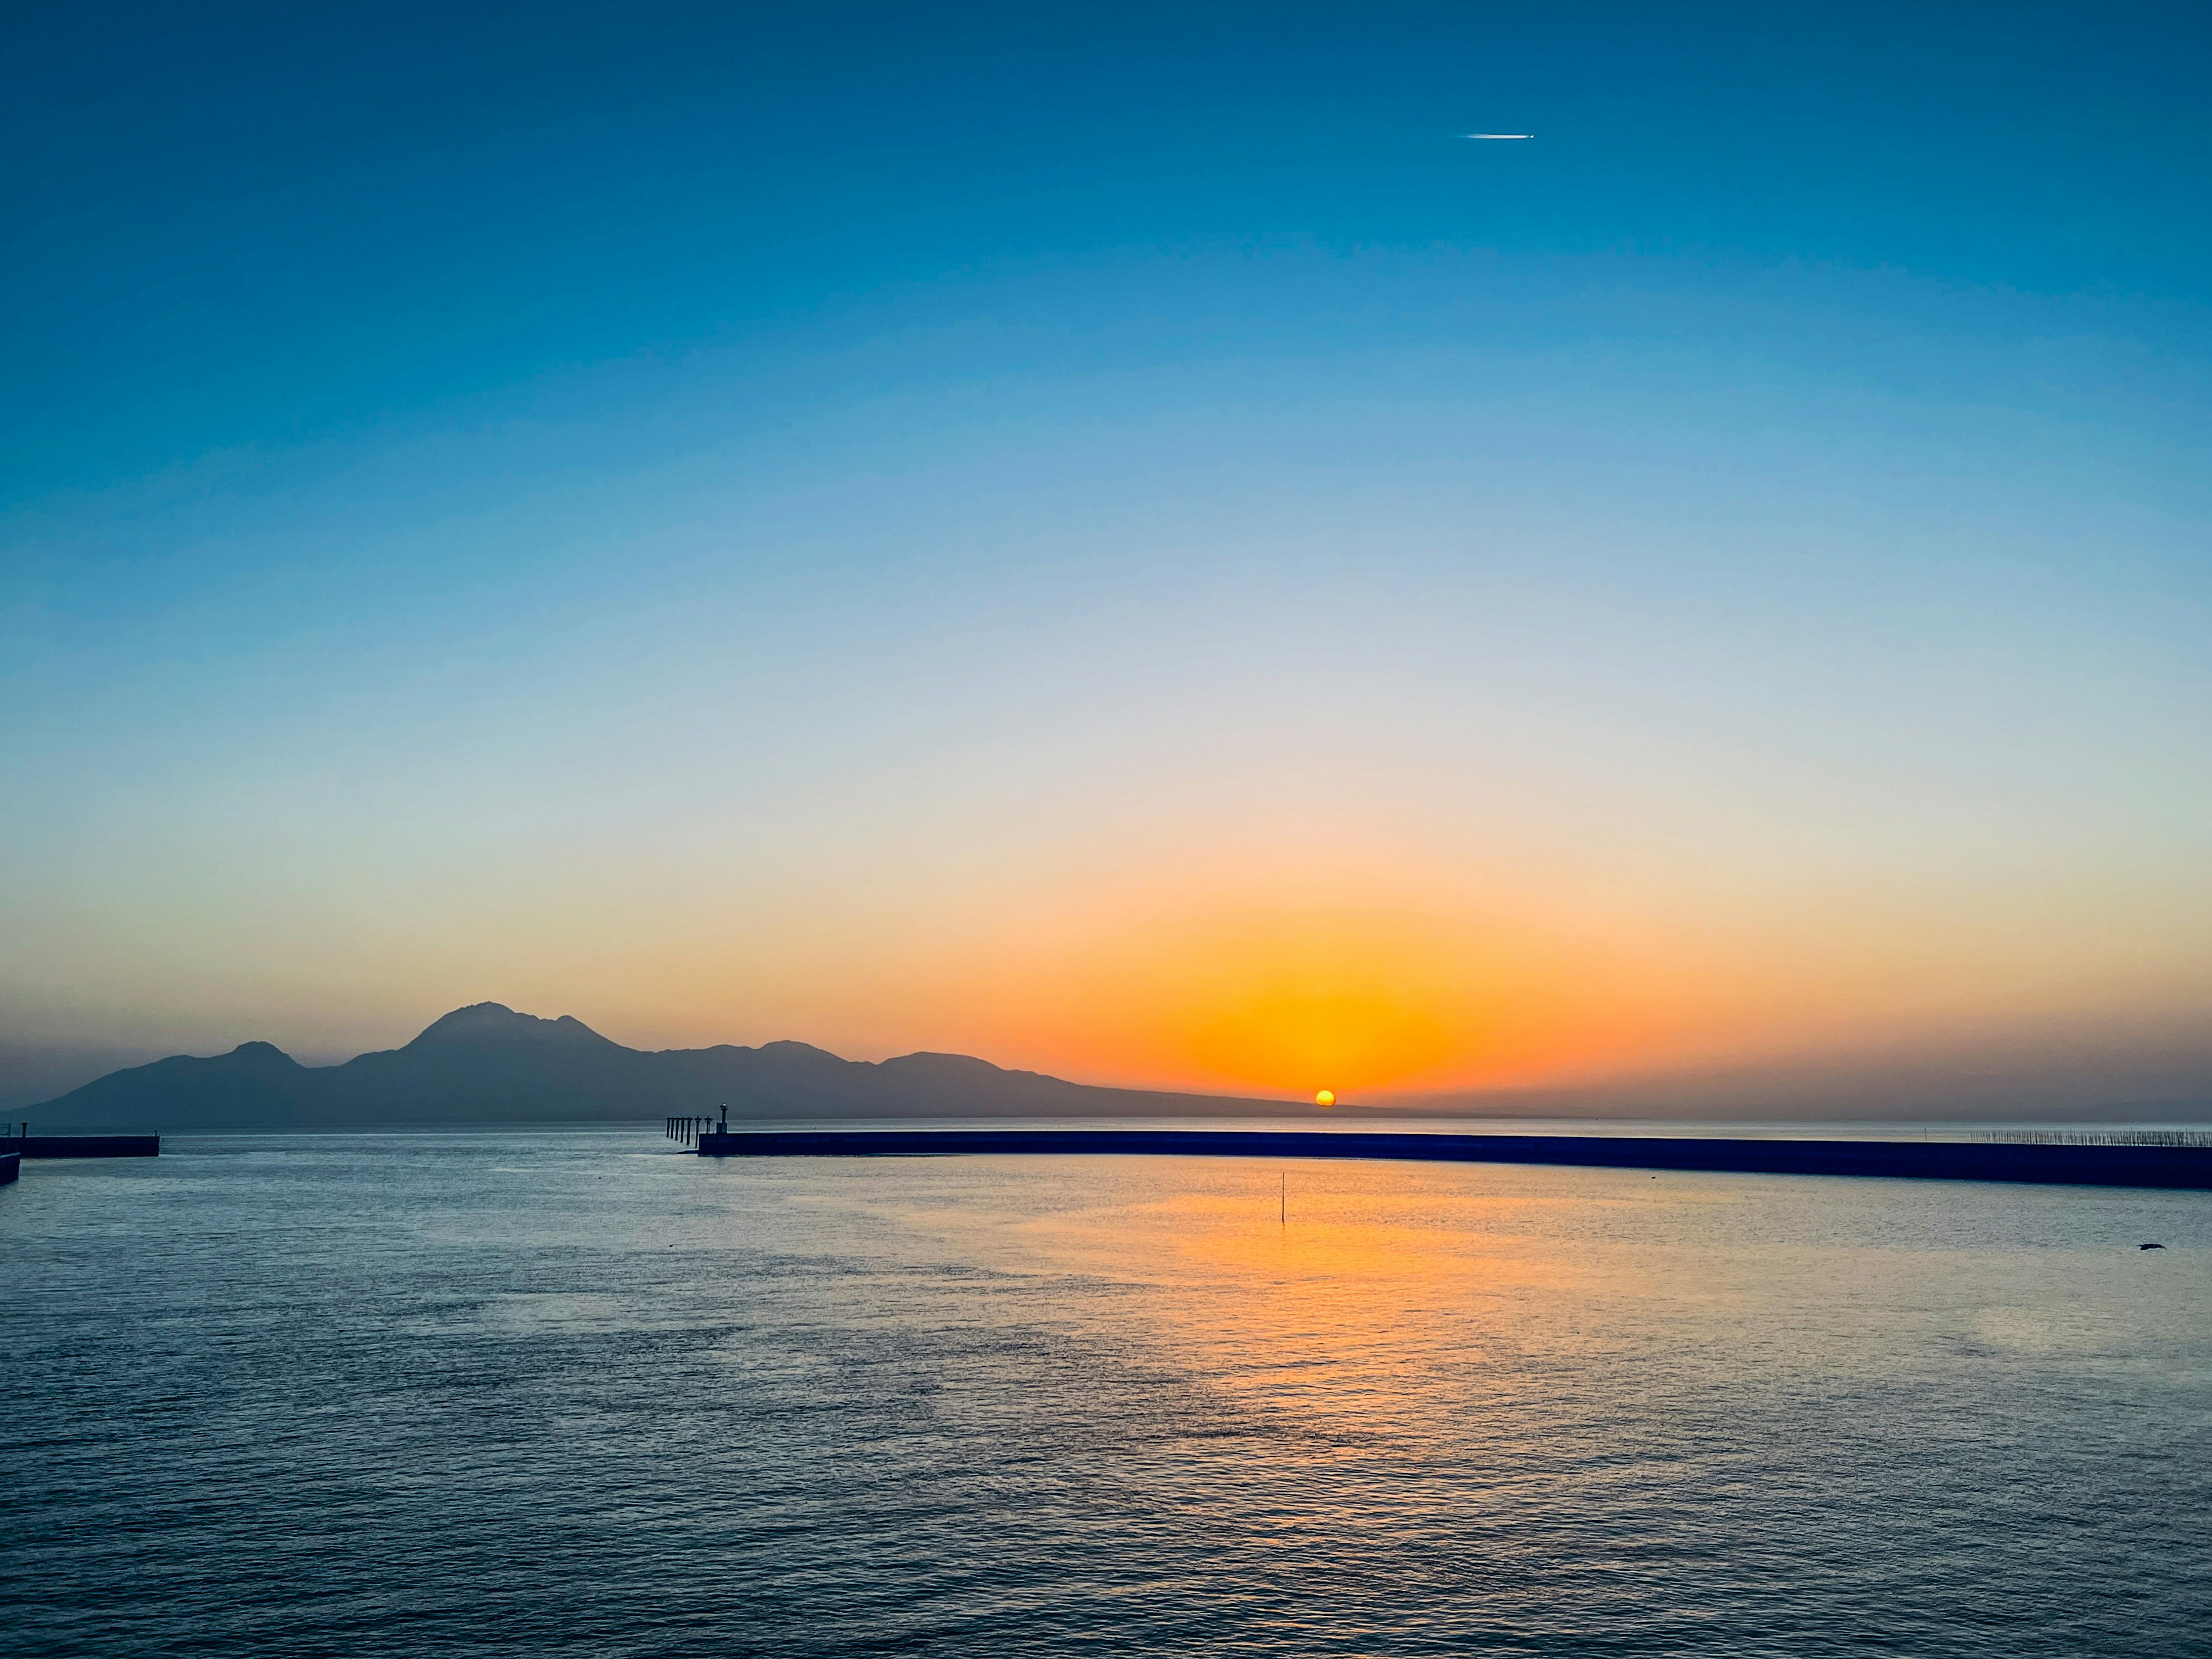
[4,1,2209,1107]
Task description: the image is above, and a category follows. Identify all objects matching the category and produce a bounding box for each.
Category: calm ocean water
[5,1130,2208,1657]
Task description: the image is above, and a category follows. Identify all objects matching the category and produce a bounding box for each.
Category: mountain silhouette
[32,1003,1295,1130]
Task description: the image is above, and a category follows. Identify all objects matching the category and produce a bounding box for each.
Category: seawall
[693,1128,2212,1191]
[1,1135,160,1158]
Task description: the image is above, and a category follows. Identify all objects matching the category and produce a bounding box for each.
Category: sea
[5,1126,2208,1657]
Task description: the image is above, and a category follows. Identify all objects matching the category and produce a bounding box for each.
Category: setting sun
[1314,1089,1335,1108]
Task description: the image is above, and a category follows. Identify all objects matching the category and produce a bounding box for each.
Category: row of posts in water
[664,1109,729,1146]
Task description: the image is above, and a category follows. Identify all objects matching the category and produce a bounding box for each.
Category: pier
[690,1127,2212,1191]
[0,1132,159,1158]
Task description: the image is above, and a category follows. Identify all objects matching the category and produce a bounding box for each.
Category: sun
[1314,1089,1335,1108]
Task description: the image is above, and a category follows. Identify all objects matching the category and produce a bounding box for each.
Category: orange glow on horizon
[918,853,1718,1099]
[362,823,2212,1110]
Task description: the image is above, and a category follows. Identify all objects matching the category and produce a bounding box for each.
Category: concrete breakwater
[0,1135,160,1158]
[1,1150,16,1185]
[693,1127,2212,1190]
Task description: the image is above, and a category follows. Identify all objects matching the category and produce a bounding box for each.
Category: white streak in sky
[1464,133,1533,140]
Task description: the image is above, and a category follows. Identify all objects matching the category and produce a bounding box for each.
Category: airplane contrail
[1465,132,1533,140]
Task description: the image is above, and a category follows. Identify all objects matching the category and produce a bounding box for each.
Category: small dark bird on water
[2141,1242,2165,1250]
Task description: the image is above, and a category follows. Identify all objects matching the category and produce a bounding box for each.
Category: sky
[4,1,2210,1113]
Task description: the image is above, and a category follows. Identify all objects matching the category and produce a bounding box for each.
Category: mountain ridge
[30,1002,1306,1130]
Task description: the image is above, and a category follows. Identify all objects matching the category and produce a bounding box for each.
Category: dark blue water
[5,1131,2207,1656]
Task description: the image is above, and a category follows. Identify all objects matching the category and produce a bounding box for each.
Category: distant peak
[224,1040,300,1066]
[407,1003,615,1047]
[884,1051,1007,1073]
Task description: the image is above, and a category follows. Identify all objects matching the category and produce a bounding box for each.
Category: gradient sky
[5,1,2209,1111]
